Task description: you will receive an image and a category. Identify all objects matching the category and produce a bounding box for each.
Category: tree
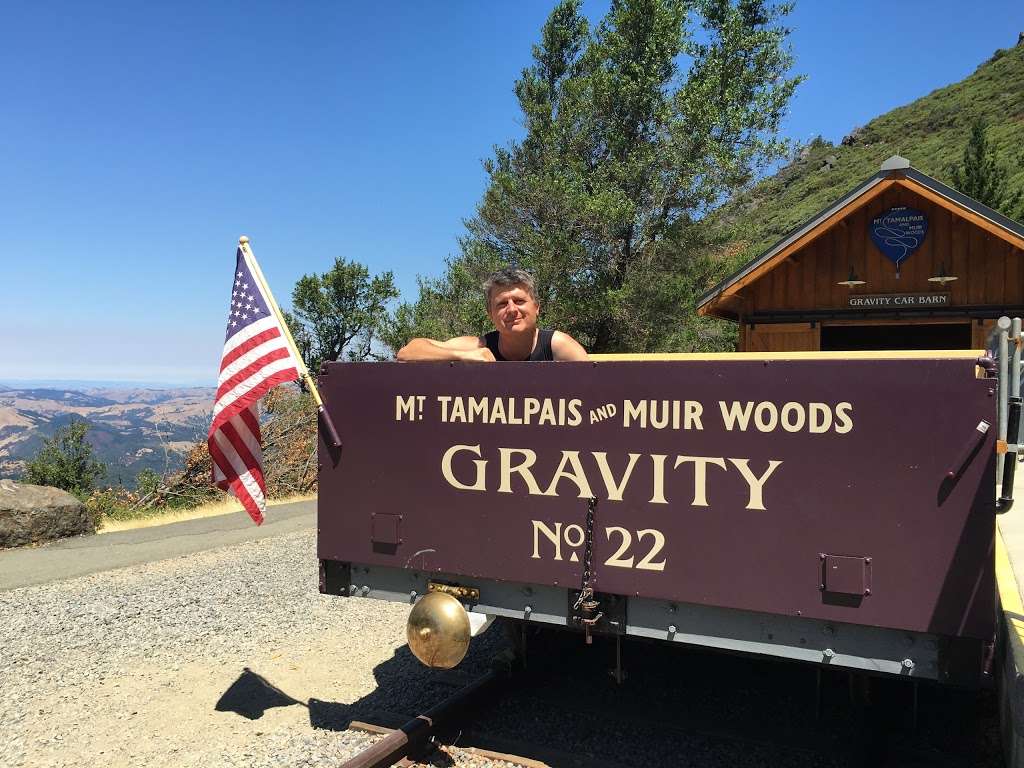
[23,420,107,499]
[286,258,399,372]
[391,0,801,354]
[948,118,1023,219]
[380,256,498,353]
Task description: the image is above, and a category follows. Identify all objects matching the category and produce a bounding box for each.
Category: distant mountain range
[0,384,215,488]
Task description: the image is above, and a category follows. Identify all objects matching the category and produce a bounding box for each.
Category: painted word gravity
[394,395,855,511]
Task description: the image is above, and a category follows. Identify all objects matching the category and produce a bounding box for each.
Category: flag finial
[238,235,250,245]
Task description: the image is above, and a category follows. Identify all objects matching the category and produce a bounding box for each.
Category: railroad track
[336,634,998,768]
[347,718,600,768]
[341,687,985,768]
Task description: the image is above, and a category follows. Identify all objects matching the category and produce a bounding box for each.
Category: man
[396,267,588,362]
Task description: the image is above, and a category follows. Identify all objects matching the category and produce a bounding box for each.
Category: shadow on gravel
[215,667,304,720]
[217,626,1004,768]
[306,642,497,732]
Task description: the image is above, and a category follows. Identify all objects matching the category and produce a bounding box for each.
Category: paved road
[0,499,315,591]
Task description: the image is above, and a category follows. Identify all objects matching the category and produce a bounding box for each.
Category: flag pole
[238,235,343,449]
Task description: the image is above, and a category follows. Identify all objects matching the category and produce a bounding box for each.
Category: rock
[841,126,864,146]
[0,481,94,548]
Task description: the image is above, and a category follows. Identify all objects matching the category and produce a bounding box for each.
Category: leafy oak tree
[389,0,801,353]
[948,117,1023,219]
[23,419,107,499]
[286,258,399,372]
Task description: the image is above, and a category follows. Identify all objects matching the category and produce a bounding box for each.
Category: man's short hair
[483,267,537,306]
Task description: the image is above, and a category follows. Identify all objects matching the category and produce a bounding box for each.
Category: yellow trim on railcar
[997,528,1024,638]
[591,349,986,362]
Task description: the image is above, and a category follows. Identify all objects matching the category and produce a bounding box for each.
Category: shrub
[23,420,107,499]
[84,487,141,529]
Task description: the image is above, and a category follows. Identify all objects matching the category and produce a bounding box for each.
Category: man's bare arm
[551,331,589,361]
[396,336,496,362]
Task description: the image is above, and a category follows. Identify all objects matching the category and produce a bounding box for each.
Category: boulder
[0,480,94,548]
[841,126,867,147]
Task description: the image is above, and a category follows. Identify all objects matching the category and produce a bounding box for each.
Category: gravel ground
[0,530,501,768]
[0,529,1004,768]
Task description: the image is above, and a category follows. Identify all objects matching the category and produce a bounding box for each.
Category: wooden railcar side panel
[317,357,995,642]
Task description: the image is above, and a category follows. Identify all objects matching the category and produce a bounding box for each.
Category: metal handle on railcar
[995,316,1021,514]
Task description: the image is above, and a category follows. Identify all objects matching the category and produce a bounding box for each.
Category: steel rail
[338,668,503,768]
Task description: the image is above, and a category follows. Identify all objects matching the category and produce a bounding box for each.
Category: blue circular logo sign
[869,206,928,274]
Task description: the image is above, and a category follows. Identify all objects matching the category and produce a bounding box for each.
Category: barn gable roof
[697,159,1024,319]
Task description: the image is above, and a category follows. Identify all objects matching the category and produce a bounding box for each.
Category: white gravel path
[0,529,494,768]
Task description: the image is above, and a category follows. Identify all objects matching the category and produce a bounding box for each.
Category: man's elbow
[396,338,432,361]
[395,342,417,361]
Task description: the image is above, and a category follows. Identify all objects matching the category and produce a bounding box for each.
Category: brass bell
[406,591,471,669]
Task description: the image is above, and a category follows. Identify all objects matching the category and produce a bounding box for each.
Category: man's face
[487,284,540,334]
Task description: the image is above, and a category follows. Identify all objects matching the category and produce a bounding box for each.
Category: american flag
[208,246,302,524]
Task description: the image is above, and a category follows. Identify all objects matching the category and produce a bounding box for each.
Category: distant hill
[711,36,1024,264]
[0,385,215,487]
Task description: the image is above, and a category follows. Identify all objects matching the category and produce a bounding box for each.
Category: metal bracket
[428,581,480,602]
[319,560,352,597]
[568,589,626,637]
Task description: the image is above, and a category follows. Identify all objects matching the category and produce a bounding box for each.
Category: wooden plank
[846,205,867,304]
[1008,246,1024,305]
[786,253,802,309]
[828,226,845,308]
[771,258,787,308]
[814,235,832,308]
[990,236,1008,305]
[747,326,767,353]
[802,236,817,307]
[972,318,997,350]
[747,275,762,313]
[899,179,1024,251]
[906,192,933,290]
[951,213,968,303]
[969,224,987,305]
[933,206,959,304]
[823,317,971,327]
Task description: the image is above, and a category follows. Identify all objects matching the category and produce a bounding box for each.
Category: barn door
[973,318,997,352]
[743,322,820,352]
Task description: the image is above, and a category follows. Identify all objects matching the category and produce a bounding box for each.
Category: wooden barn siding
[744,323,820,353]
[746,187,1024,314]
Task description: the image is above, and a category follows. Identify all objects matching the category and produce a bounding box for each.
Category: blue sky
[2,1,1021,385]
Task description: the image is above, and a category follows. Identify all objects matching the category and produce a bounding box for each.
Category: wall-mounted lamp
[837,266,866,288]
[927,263,958,285]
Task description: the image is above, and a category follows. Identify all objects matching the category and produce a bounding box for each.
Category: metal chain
[574,497,598,610]
[582,496,596,588]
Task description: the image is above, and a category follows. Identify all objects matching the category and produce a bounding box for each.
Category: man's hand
[396,336,492,362]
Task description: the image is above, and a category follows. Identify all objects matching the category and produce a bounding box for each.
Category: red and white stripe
[208,306,300,525]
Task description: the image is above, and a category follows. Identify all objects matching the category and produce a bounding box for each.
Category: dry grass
[98,493,316,533]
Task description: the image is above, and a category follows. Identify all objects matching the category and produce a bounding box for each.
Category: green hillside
[714,37,1024,263]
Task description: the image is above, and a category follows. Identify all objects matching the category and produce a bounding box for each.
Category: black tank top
[482,329,555,361]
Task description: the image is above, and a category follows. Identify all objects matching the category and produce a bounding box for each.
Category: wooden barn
[697,156,1024,352]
